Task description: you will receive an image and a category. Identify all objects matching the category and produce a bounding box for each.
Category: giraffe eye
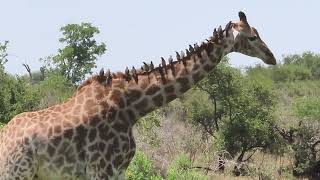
[248,36,257,41]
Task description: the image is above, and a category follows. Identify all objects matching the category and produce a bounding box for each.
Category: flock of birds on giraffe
[93,22,232,86]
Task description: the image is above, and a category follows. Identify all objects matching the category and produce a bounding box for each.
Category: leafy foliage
[294,97,320,121]
[193,63,280,164]
[271,64,312,82]
[0,72,39,123]
[35,72,74,108]
[247,52,320,83]
[217,79,280,161]
[46,23,106,84]
[0,68,74,124]
[126,150,162,180]
[290,97,320,177]
[167,154,208,180]
[291,122,320,177]
[195,64,242,133]
[136,109,162,147]
[283,52,320,79]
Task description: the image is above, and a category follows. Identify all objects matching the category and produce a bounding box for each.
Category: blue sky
[1,0,319,75]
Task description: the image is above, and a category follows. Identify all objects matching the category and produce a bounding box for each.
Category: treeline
[0,22,320,179]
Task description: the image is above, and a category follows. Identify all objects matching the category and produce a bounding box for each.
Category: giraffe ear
[238,11,247,23]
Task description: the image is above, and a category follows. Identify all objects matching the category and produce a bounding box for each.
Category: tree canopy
[47,23,106,84]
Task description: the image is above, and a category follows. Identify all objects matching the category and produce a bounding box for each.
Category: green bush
[246,65,273,82]
[291,122,320,177]
[167,154,208,180]
[0,73,40,123]
[283,52,320,79]
[294,97,320,121]
[0,70,74,124]
[136,109,162,147]
[35,72,75,108]
[126,150,162,180]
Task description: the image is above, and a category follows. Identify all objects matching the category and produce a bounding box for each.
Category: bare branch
[22,63,32,80]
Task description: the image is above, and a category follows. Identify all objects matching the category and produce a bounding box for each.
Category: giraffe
[0,11,276,180]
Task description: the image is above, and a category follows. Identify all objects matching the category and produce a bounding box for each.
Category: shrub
[126,150,162,180]
[283,52,320,79]
[271,64,312,82]
[167,154,208,180]
[0,73,40,123]
[291,97,320,177]
[35,72,74,108]
[291,122,320,177]
[294,97,320,121]
[0,71,74,124]
[136,109,162,147]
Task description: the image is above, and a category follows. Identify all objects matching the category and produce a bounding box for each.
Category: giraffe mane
[77,74,107,91]
[77,76,98,91]
[77,72,127,91]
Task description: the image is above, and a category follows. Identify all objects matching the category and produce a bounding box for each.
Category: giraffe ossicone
[0,11,276,179]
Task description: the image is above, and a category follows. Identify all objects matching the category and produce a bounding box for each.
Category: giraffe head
[228,11,276,65]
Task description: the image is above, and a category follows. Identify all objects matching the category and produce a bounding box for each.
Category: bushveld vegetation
[0,23,319,179]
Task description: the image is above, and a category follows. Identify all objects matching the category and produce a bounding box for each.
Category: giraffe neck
[71,23,235,126]
[122,33,234,124]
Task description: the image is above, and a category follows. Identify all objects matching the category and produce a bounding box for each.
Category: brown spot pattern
[164,85,175,94]
[192,72,205,83]
[176,77,190,92]
[152,94,163,107]
[146,84,160,95]
[125,89,142,106]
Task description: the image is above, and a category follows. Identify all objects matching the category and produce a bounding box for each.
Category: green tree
[195,63,242,134]
[48,23,106,84]
[290,97,320,177]
[217,79,279,163]
[192,63,280,170]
